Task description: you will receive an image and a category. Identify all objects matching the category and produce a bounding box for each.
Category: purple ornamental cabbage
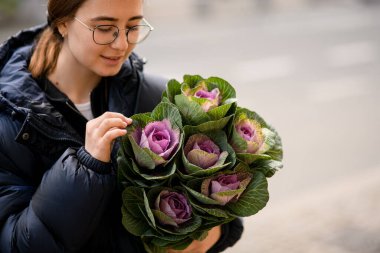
[154,190,192,227]
[201,173,252,206]
[133,119,180,165]
[234,118,264,154]
[183,81,221,112]
[184,134,226,169]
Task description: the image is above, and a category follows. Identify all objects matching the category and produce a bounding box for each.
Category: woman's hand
[85,112,132,162]
[167,226,221,253]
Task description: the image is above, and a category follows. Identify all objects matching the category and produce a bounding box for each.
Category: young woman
[0,0,243,252]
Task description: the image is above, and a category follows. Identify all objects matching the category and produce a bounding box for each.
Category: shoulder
[0,24,46,70]
[111,52,169,114]
[128,52,168,105]
[135,72,168,113]
[141,72,168,97]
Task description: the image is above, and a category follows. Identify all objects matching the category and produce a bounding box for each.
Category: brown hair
[29,0,87,78]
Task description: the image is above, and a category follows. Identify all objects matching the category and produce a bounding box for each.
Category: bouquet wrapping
[117,75,283,252]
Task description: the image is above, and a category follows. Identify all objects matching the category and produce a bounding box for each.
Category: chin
[96,66,123,77]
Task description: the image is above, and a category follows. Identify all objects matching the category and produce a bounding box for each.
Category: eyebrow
[90,15,144,22]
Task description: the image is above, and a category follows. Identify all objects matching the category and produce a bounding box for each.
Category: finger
[95,118,129,137]
[87,129,127,162]
[99,111,132,124]
[89,112,132,128]
[102,128,128,144]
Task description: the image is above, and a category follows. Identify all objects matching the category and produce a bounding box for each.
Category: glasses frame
[74,17,154,45]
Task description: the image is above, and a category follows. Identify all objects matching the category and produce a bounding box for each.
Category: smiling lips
[101,55,124,65]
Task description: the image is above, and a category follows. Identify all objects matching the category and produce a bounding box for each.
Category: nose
[110,30,129,50]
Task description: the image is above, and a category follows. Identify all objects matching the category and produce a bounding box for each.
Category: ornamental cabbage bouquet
[117,75,283,252]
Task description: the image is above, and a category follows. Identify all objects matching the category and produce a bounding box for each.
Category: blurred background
[1,0,380,252]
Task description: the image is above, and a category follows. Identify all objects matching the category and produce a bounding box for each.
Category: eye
[96,25,115,33]
[128,26,140,32]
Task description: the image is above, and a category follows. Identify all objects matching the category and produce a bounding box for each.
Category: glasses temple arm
[143,18,154,30]
[74,17,95,32]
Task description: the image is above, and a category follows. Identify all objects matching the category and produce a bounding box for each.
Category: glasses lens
[127,25,151,44]
[94,25,119,45]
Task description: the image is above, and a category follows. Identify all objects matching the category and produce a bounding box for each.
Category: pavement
[225,167,380,253]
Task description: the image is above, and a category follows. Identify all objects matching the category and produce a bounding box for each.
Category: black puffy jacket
[0,25,242,253]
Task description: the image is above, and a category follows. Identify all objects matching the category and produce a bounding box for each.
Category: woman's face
[61,0,143,77]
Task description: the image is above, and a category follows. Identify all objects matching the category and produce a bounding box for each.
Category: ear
[57,21,69,38]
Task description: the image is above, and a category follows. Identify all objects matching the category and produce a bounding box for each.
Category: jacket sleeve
[0,116,116,252]
[207,218,244,253]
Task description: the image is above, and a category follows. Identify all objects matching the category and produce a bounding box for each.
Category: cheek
[67,36,100,64]
[68,27,95,55]
[81,47,100,66]
[66,35,137,77]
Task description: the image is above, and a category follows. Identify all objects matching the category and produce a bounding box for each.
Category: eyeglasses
[74,17,154,45]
